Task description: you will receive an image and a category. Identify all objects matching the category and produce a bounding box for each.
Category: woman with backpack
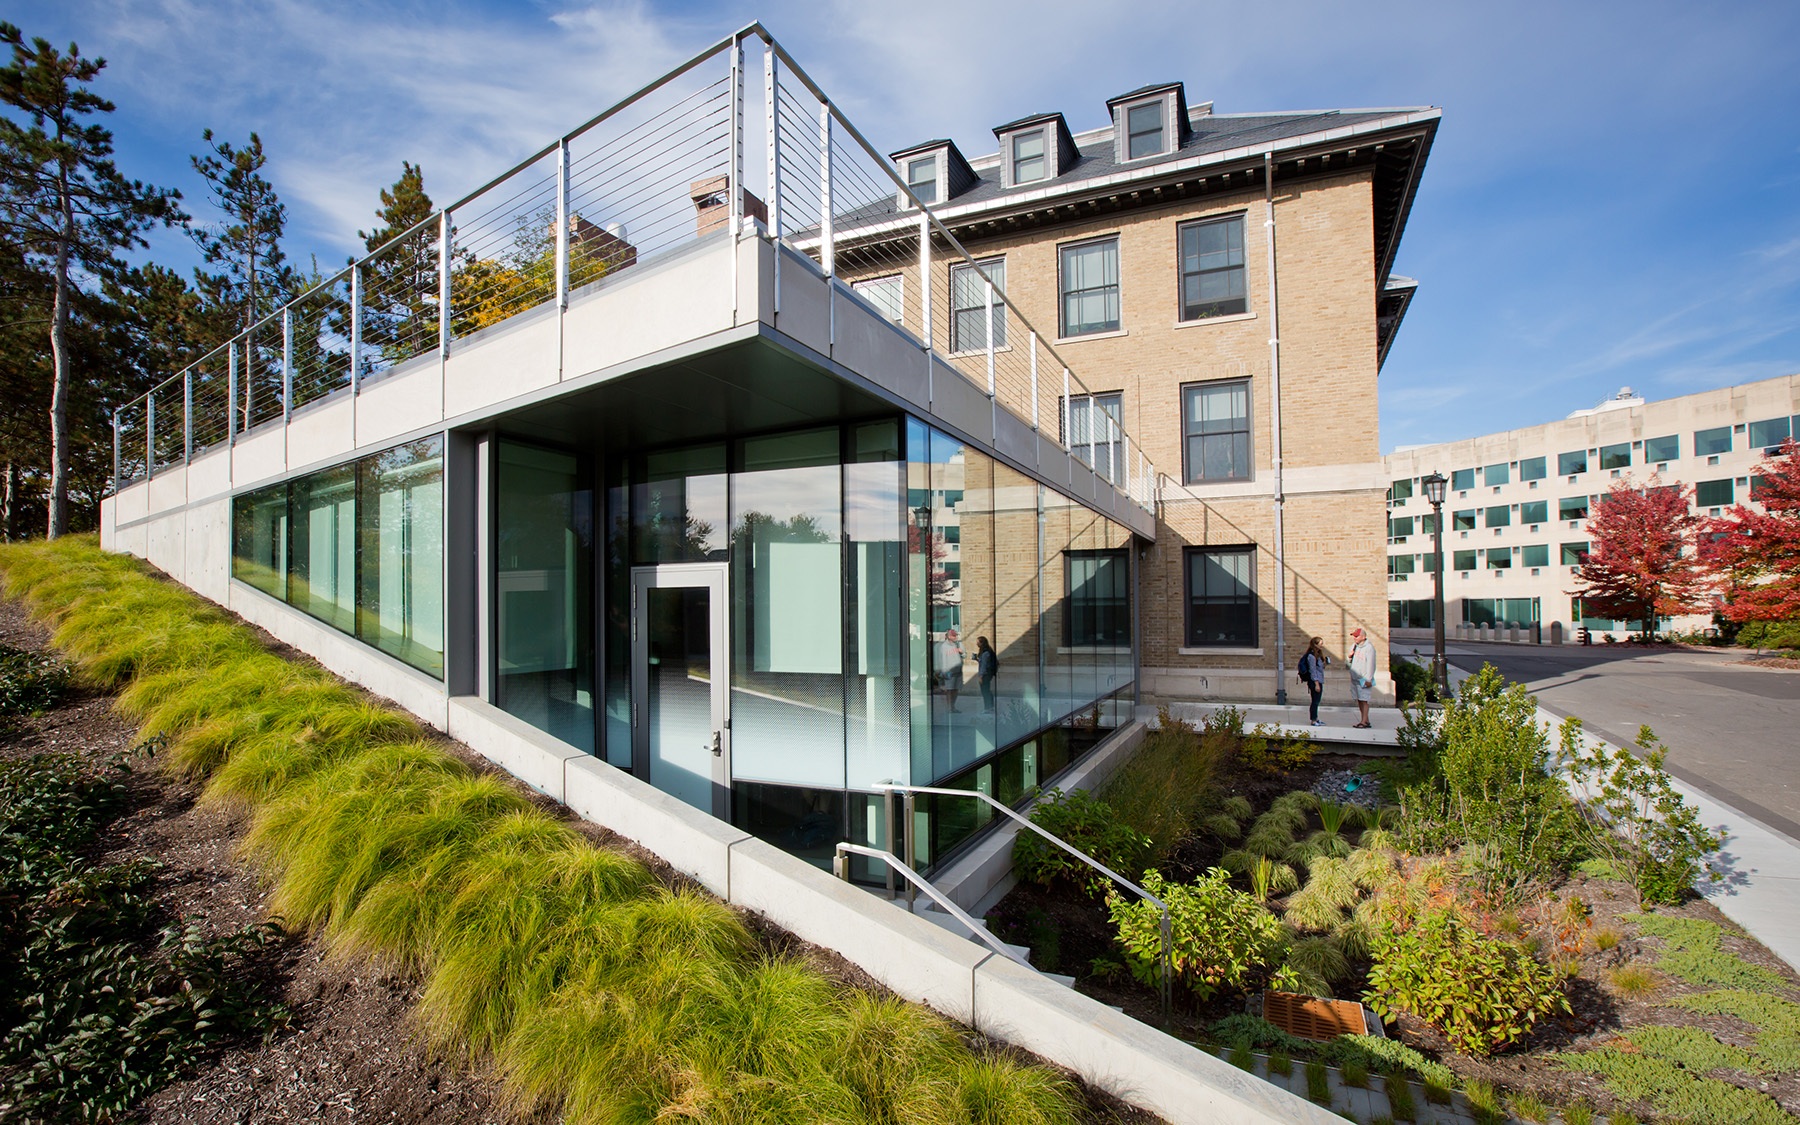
[1298,636,1329,726]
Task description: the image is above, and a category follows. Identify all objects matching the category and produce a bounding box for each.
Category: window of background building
[1752,475,1771,500]
[1560,496,1589,520]
[907,156,937,204]
[1419,513,1437,534]
[1388,555,1416,576]
[1696,478,1734,507]
[1452,468,1475,490]
[1521,544,1550,568]
[1185,546,1256,646]
[1561,541,1588,565]
[1695,426,1732,456]
[1644,434,1679,462]
[1487,548,1512,569]
[1181,379,1250,482]
[1059,237,1121,337]
[1599,443,1631,470]
[1484,462,1510,486]
[1520,500,1548,524]
[1519,456,1547,482]
[1452,509,1476,531]
[949,257,1006,352]
[1559,450,1587,475]
[1749,417,1792,452]
[851,274,904,323]
[1177,215,1247,320]
[1067,549,1129,646]
[1067,391,1124,483]
[1012,129,1047,184]
[1486,505,1511,528]
[1451,549,1476,571]
[1126,101,1166,159]
[1389,516,1414,539]
[1389,478,1414,502]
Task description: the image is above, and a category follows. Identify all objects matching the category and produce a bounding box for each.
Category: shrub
[1561,718,1725,906]
[1012,788,1151,894]
[1364,906,1570,1055]
[1737,618,1800,652]
[1110,868,1287,1001]
[1241,722,1316,775]
[1605,964,1658,999]
[1390,656,1431,704]
[1098,707,1223,864]
[0,643,71,723]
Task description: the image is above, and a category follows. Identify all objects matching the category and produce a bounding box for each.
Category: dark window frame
[1058,235,1122,337]
[1011,128,1047,184]
[948,256,1006,353]
[1177,213,1248,321]
[1180,377,1252,484]
[906,156,937,204]
[1184,544,1257,648]
[1066,547,1131,647]
[1125,100,1167,160]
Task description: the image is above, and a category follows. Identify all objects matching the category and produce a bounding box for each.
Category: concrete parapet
[560,754,747,899]
[446,697,585,802]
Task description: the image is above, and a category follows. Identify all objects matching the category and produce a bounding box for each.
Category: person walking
[975,636,999,714]
[1298,636,1329,726]
[936,628,964,710]
[1347,626,1375,728]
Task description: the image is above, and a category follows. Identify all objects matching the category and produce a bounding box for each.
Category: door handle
[709,731,722,757]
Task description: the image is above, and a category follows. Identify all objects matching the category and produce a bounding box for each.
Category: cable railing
[110,24,1162,515]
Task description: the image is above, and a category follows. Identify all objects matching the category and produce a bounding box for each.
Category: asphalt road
[1443,642,1800,846]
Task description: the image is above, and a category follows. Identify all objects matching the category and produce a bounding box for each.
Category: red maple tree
[1570,477,1713,639]
[1702,438,1800,624]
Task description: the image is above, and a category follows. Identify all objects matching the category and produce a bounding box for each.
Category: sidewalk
[1138,700,1403,750]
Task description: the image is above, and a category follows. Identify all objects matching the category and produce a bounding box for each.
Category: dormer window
[906,157,937,204]
[1011,130,1047,184]
[1126,102,1166,160]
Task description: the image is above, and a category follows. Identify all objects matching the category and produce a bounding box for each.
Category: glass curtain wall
[495,442,594,752]
[229,434,445,677]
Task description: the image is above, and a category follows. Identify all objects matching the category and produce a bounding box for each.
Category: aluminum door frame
[630,562,731,819]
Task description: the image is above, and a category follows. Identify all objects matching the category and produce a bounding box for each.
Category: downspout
[1264,152,1287,706]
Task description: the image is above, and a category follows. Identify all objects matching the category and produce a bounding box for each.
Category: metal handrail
[875,781,1172,1016]
[832,842,1033,973]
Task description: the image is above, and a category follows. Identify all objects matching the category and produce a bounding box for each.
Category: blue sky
[15,0,1800,451]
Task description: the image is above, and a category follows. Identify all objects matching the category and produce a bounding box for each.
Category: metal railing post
[1061,369,1071,451]
[182,369,193,462]
[438,210,453,356]
[883,787,897,900]
[902,790,916,911]
[555,139,570,309]
[281,309,293,423]
[918,211,932,345]
[818,103,833,279]
[764,46,781,315]
[145,392,156,480]
[111,409,120,494]
[349,265,363,395]
[729,37,744,236]
[226,347,238,446]
[984,279,996,398]
[1029,332,1039,431]
[831,843,1032,971]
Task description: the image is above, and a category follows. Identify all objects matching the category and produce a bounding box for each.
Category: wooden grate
[1262,990,1367,1042]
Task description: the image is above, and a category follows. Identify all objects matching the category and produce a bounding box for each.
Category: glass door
[631,564,729,818]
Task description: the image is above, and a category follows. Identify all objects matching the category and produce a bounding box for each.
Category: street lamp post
[1421,471,1448,699]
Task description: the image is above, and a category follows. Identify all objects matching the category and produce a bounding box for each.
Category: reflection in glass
[644,583,715,811]
[357,437,444,676]
[991,462,1041,748]
[289,463,357,634]
[232,485,287,598]
[495,441,592,751]
[845,421,907,790]
[734,782,845,871]
[635,444,727,562]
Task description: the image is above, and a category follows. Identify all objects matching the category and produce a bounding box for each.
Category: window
[949,257,1005,352]
[1011,129,1047,184]
[1695,426,1732,456]
[1599,443,1631,470]
[1519,456,1547,482]
[1452,509,1476,531]
[851,274,904,323]
[1389,516,1414,539]
[1059,237,1120,337]
[1181,379,1251,483]
[1484,462,1510,486]
[1751,475,1771,501]
[1521,544,1549,568]
[906,156,937,204]
[1125,100,1166,159]
[1185,546,1255,647]
[1419,513,1437,535]
[1695,478,1734,507]
[1559,496,1589,521]
[1068,391,1124,483]
[1487,548,1512,569]
[1486,505,1511,528]
[1452,468,1475,491]
[1520,500,1548,525]
[1558,450,1587,475]
[1389,479,1414,502]
[1644,434,1678,462]
[1561,542,1589,566]
[1749,417,1791,452]
[1178,215,1247,320]
[1067,549,1129,646]
[1453,549,1477,571]
[1388,555,1416,576]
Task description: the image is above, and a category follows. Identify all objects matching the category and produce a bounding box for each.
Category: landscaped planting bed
[0,537,1150,1125]
[990,688,1800,1124]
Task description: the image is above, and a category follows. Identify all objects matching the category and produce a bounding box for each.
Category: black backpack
[1296,654,1312,683]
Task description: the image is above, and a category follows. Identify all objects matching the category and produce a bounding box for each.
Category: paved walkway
[1138,701,1403,750]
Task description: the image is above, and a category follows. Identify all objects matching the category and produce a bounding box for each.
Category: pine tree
[0,23,182,536]
[190,129,289,426]
[358,161,438,364]
[1570,477,1712,639]
[1702,439,1800,627]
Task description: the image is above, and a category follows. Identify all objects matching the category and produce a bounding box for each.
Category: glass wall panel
[730,427,845,788]
[937,433,995,773]
[1039,487,1080,727]
[602,460,631,767]
[634,444,727,563]
[289,462,358,634]
[990,462,1042,749]
[357,437,444,677]
[232,484,288,598]
[905,417,933,790]
[495,441,593,751]
[845,421,908,790]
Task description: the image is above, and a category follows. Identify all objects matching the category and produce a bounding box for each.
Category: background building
[1385,373,1800,639]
